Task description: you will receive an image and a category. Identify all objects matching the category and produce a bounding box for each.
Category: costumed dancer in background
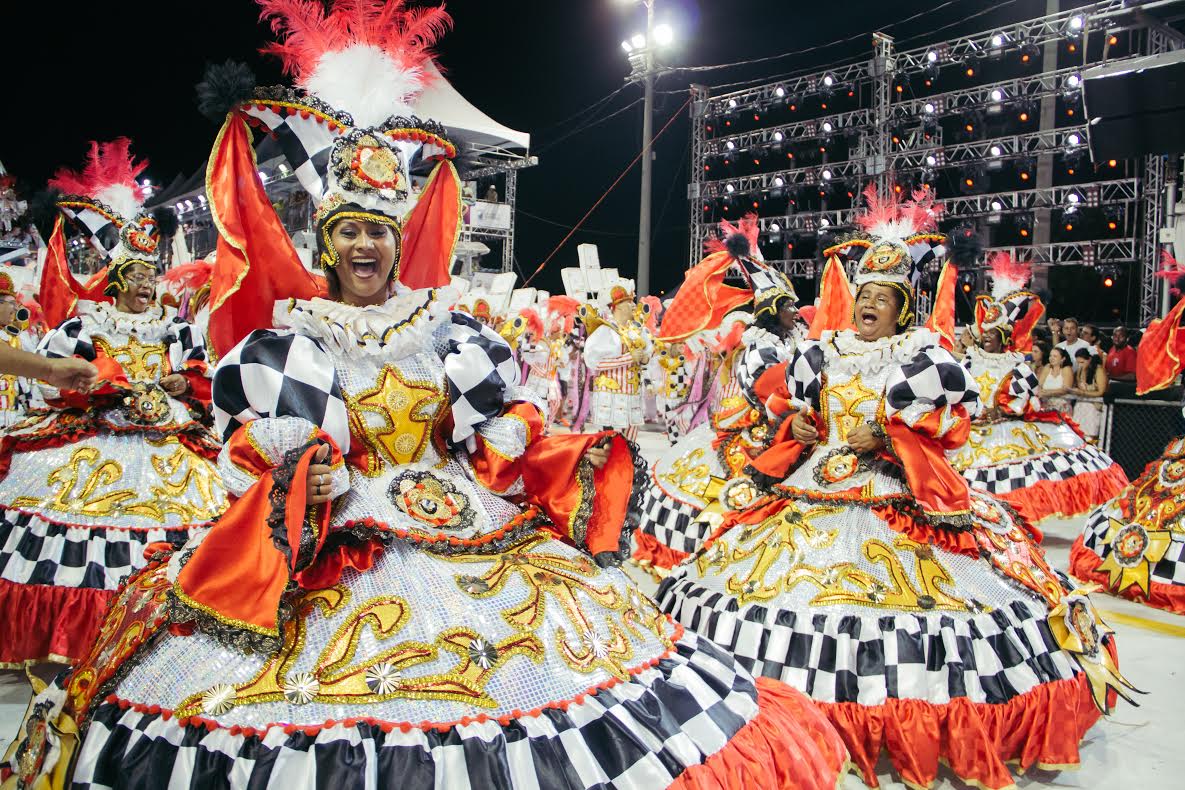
[655,186,1135,790]
[1071,250,1185,613]
[0,140,227,669]
[953,253,1128,526]
[158,258,215,346]
[517,307,565,424]
[0,273,37,428]
[650,338,693,444]
[582,283,653,442]
[632,220,803,576]
[3,5,850,787]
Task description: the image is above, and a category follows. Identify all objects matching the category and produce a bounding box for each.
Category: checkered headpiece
[223,0,461,288]
[738,257,797,318]
[824,184,947,326]
[972,252,1044,351]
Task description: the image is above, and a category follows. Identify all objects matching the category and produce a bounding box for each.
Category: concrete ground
[1,425,1182,789]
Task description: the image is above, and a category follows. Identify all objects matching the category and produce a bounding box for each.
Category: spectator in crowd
[1056,317,1093,369]
[1030,340,1050,377]
[1046,317,1063,345]
[1081,324,1103,353]
[1072,347,1108,441]
[953,326,974,358]
[1039,346,1075,415]
[1105,325,1137,382]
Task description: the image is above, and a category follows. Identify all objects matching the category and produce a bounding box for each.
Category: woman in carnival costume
[1071,251,1185,614]
[953,252,1128,526]
[0,272,37,429]
[633,222,804,576]
[655,186,1136,790]
[0,139,227,669]
[2,4,849,788]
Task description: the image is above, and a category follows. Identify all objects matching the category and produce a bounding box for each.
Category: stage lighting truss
[985,241,1137,266]
[703,108,874,159]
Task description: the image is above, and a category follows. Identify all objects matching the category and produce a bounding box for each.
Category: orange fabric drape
[39,217,83,328]
[924,262,957,350]
[1136,296,1185,395]
[399,160,462,291]
[809,256,855,339]
[468,403,637,557]
[206,113,325,360]
[174,429,340,637]
[886,410,972,523]
[658,251,753,341]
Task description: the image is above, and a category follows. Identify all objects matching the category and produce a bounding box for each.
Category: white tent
[414,64,530,160]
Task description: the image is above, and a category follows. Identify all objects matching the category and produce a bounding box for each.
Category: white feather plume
[301,45,424,128]
[95,184,145,222]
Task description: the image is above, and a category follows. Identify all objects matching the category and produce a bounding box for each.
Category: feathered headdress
[48,139,175,286]
[518,307,544,340]
[971,252,1045,352]
[159,260,214,296]
[823,183,949,328]
[546,294,580,334]
[202,0,465,358]
[704,214,761,261]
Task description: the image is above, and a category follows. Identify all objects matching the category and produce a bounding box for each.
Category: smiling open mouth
[859,310,879,326]
[351,258,379,277]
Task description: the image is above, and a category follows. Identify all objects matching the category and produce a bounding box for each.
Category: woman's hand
[306,443,336,505]
[847,422,884,454]
[791,411,819,445]
[584,441,611,469]
[159,373,189,397]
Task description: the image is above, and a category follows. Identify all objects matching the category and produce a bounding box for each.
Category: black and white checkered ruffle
[635,478,703,552]
[960,435,1120,495]
[73,634,767,790]
[0,510,195,593]
[654,499,1084,709]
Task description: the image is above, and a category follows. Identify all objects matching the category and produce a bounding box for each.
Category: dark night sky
[0,0,1093,296]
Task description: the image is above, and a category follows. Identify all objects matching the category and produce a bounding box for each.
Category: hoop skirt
[633,328,792,574]
[2,293,849,790]
[1071,435,1185,614]
[951,346,1127,525]
[0,302,226,667]
[655,330,1132,790]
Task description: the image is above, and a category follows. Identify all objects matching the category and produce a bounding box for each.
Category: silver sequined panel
[0,431,227,529]
[116,535,676,727]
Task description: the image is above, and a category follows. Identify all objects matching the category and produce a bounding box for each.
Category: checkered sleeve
[37,316,94,361]
[736,329,790,408]
[436,312,521,446]
[886,343,982,429]
[211,329,349,449]
[165,316,208,372]
[1004,362,1039,415]
[787,340,825,411]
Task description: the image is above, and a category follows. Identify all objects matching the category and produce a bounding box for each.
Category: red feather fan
[704,213,759,255]
[48,138,148,201]
[259,0,452,79]
[855,183,942,235]
[518,307,544,340]
[160,260,214,295]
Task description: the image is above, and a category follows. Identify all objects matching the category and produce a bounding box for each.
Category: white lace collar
[964,344,1022,370]
[77,301,175,338]
[276,286,455,358]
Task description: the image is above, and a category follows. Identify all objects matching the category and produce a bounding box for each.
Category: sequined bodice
[964,347,1020,409]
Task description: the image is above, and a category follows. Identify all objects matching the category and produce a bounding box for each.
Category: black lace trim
[598,436,649,568]
[251,85,354,126]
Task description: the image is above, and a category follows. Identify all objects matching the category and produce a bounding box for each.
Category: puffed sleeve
[882,340,980,527]
[583,324,628,372]
[746,338,824,481]
[165,315,213,403]
[787,340,825,412]
[36,316,127,408]
[1000,362,1040,416]
[736,327,795,416]
[435,312,522,446]
[175,330,352,642]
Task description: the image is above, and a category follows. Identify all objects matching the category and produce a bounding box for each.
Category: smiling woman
[853,282,904,341]
[322,216,402,306]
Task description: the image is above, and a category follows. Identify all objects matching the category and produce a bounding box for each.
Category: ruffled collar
[77,301,175,336]
[276,287,454,358]
[825,328,937,360]
[964,344,1022,370]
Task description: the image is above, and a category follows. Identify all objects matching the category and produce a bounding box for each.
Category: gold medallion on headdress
[330,130,408,202]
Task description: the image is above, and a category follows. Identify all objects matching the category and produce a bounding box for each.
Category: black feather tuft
[27,188,64,241]
[946,224,983,267]
[1172,274,1185,299]
[196,60,257,122]
[724,232,751,259]
[152,206,179,238]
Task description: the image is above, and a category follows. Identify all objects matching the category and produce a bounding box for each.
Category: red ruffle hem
[671,677,850,790]
[631,529,690,574]
[1070,535,1185,615]
[0,578,110,667]
[817,673,1104,790]
[998,463,1129,525]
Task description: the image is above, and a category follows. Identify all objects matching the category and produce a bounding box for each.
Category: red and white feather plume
[704,213,760,257]
[987,251,1031,299]
[854,183,943,242]
[518,307,544,340]
[160,260,214,295]
[259,0,451,126]
[48,138,148,219]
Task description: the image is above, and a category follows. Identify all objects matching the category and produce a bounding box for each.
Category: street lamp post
[620,1,672,298]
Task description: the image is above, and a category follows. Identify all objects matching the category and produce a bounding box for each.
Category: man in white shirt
[1055,317,1094,369]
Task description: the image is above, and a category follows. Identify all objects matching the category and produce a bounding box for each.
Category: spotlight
[1065,73,1082,90]
[1066,192,1082,206]
[821,73,836,88]
[990,88,1005,103]
[1104,205,1123,232]
[1015,213,1033,239]
[725,183,736,193]
[621,39,633,53]
[727,99,738,109]
[725,141,736,151]
[821,168,833,181]
[1020,42,1040,65]
[925,154,939,167]
[1066,132,1082,147]
[923,102,936,115]
[1068,15,1085,32]
[1103,275,1115,288]
[989,144,1003,157]
[821,120,835,133]
[926,50,939,63]
[990,199,1004,212]
[962,56,977,78]
[923,61,940,87]
[773,176,785,187]
[772,131,784,142]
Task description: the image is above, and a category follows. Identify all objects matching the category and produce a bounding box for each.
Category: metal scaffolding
[687,0,1182,321]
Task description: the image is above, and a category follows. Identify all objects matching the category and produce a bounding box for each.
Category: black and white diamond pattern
[962,444,1117,494]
